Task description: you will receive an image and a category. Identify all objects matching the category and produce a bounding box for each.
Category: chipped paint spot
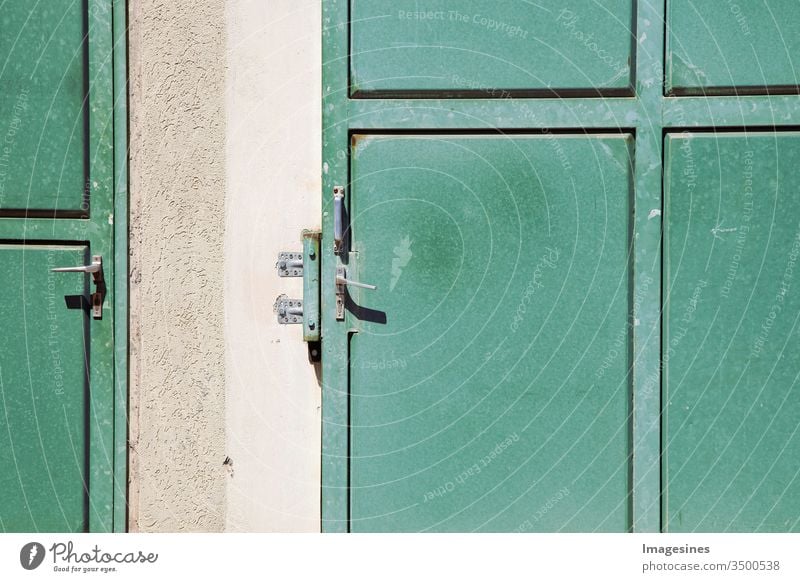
[671,54,710,86]
[648,209,661,220]
[597,140,626,173]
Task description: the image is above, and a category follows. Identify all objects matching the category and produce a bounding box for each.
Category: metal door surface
[667,0,800,95]
[322,0,800,532]
[663,133,800,532]
[348,134,633,531]
[0,0,125,532]
[351,1,635,96]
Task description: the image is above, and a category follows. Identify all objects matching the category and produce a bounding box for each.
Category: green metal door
[0,0,126,532]
[322,0,800,532]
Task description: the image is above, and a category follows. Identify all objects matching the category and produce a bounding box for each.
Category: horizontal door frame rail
[321,0,800,533]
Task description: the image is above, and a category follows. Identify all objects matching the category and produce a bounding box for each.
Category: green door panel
[0,245,89,532]
[667,0,800,95]
[349,134,634,532]
[0,0,120,532]
[0,1,88,213]
[350,1,635,96]
[663,132,800,532]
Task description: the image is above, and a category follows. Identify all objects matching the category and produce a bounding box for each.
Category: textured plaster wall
[128,0,227,531]
[224,0,322,532]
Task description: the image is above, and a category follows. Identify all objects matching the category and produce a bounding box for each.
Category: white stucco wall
[224,0,322,532]
[128,0,322,531]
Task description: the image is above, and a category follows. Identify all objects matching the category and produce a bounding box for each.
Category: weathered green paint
[0,245,90,532]
[324,0,800,533]
[630,0,665,534]
[86,0,115,534]
[663,132,800,532]
[303,231,321,342]
[667,0,800,95]
[663,95,800,127]
[324,0,665,533]
[0,0,122,532]
[322,0,351,532]
[348,134,634,532]
[351,0,635,96]
[0,0,88,213]
[112,0,129,533]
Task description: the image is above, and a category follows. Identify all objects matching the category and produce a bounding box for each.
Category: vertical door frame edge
[630,0,665,534]
[112,0,129,533]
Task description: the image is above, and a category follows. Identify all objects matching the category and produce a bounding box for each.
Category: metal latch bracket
[276,252,303,277]
[274,295,303,324]
[274,231,321,344]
